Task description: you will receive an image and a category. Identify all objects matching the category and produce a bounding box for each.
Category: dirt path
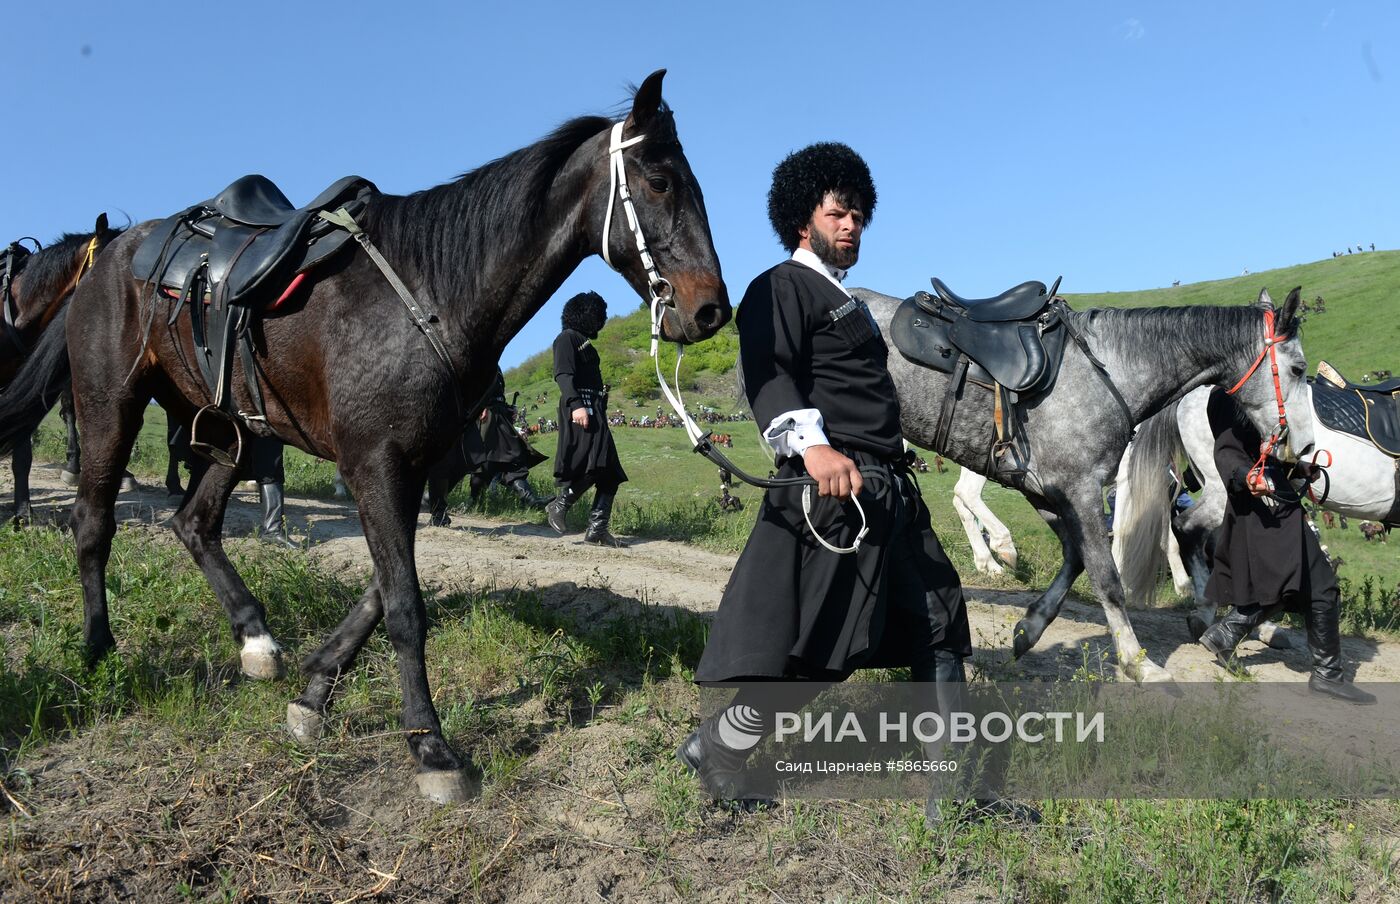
[11,461,1400,684]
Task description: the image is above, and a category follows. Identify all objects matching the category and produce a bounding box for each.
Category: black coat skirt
[695,451,972,682]
[463,405,547,472]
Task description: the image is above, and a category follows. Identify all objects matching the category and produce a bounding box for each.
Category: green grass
[0,529,1395,901]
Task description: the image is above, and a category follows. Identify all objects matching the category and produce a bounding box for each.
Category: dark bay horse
[0,70,729,801]
[853,287,1313,682]
[2,216,124,521]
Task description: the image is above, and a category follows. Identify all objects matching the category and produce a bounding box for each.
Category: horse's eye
[647,175,671,193]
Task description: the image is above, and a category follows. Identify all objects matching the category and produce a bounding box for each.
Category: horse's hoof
[415,769,473,804]
[60,470,79,487]
[240,636,285,680]
[976,560,1005,576]
[119,475,140,493]
[1120,659,1174,684]
[1186,613,1210,643]
[1252,621,1292,650]
[286,702,324,744]
[1011,620,1038,659]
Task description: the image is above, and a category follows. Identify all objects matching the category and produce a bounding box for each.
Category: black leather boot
[546,486,579,534]
[427,476,453,526]
[584,493,626,547]
[258,482,297,549]
[917,652,1042,827]
[1305,595,1376,705]
[509,477,548,510]
[676,712,776,812]
[468,473,488,507]
[1198,604,1270,671]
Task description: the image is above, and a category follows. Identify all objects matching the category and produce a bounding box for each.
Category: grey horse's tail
[1115,401,1185,605]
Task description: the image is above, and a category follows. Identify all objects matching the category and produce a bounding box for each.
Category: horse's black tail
[0,300,72,457]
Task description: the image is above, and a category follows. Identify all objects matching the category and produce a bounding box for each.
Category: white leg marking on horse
[415,770,473,804]
[286,702,324,744]
[240,634,285,680]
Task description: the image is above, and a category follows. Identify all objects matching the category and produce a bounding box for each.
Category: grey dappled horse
[1117,381,1398,640]
[853,286,1314,682]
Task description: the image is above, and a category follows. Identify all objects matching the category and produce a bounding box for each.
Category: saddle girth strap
[933,355,969,453]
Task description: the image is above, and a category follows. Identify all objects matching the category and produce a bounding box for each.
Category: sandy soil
[10,460,1400,685]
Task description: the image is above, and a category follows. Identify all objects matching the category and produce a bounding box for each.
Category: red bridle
[1225,308,1290,488]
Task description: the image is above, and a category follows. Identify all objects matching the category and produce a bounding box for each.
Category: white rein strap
[605,120,868,554]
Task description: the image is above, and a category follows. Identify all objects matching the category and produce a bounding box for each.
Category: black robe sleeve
[553,333,583,413]
[1207,390,1259,497]
[738,269,812,429]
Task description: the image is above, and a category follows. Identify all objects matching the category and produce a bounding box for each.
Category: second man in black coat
[545,291,629,547]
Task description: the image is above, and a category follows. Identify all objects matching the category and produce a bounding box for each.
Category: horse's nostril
[693,302,728,332]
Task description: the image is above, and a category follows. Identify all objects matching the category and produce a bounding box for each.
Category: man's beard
[809,229,859,269]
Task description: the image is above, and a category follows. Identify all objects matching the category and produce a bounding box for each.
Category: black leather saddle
[133,174,376,309]
[892,276,1067,396]
[1312,367,1400,458]
[130,174,377,467]
[925,277,1055,323]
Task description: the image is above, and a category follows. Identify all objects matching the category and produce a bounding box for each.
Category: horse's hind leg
[287,575,384,743]
[1066,485,1172,683]
[952,470,1001,574]
[70,395,146,664]
[169,453,284,679]
[60,389,79,485]
[164,417,187,498]
[11,429,33,524]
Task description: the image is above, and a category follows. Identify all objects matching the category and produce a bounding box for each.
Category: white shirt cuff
[764,408,829,458]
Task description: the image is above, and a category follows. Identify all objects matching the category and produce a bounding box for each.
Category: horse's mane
[17,228,126,308]
[1073,303,1295,369]
[368,99,678,309]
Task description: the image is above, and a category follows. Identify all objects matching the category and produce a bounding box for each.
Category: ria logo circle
[716,704,766,750]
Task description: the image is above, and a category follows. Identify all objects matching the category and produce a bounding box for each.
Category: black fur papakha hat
[561,290,607,337]
[767,142,877,252]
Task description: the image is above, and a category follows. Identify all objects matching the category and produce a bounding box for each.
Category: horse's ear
[1255,287,1274,309]
[94,212,108,233]
[626,69,667,133]
[1279,286,1303,330]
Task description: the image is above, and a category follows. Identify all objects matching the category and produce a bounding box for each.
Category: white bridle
[601,121,868,554]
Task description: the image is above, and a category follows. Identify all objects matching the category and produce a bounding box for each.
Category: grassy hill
[505,250,1400,410]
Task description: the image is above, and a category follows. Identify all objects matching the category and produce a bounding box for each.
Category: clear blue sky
[5,2,1397,369]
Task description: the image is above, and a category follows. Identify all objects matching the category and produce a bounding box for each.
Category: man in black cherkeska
[678,144,1036,822]
[545,291,628,547]
[425,368,548,525]
[1197,387,1375,704]
[462,368,548,507]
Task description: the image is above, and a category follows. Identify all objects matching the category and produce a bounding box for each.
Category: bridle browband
[600,122,872,553]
